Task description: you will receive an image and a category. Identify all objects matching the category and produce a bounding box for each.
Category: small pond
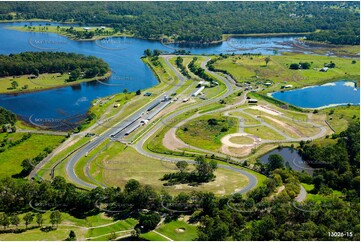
[259,147,314,175]
[270,81,360,109]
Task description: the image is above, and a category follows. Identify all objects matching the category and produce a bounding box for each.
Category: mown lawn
[244,126,285,140]
[0,133,64,178]
[156,219,198,241]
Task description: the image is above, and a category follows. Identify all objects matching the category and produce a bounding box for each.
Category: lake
[0,21,335,124]
[271,81,360,109]
[259,147,314,175]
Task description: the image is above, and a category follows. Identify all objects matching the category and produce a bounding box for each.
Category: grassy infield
[0,39,359,240]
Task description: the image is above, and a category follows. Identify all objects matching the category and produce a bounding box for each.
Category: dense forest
[0,122,359,240]
[0,52,109,79]
[0,1,359,44]
[0,107,16,126]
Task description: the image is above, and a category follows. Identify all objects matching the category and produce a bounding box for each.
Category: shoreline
[0,72,112,95]
[267,80,360,110]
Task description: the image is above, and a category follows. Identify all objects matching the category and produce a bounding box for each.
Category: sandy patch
[221,145,253,157]
[163,128,189,151]
[343,81,356,87]
[263,115,303,137]
[221,133,260,148]
[249,105,282,116]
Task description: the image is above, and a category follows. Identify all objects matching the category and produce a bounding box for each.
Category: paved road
[63,55,189,188]
[132,56,258,194]
[295,184,307,202]
[33,55,258,194]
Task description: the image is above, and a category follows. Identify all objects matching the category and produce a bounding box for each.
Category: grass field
[213,53,360,91]
[227,111,261,125]
[0,212,131,241]
[87,142,249,195]
[140,231,168,241]
[320,105,360,133]
[244,126,285,140]
[176,114,238,151]
[229,136,254,144]
[0,133,64,178]
[155,219,198,241]
[0,72,111,94]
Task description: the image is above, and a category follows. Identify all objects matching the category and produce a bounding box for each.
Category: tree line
[0,122,358,240]
[0,52,109,80]
[0,1,358,44]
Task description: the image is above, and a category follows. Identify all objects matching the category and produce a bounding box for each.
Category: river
[0,21,326,124]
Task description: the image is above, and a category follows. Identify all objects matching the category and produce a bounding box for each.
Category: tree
[207,118,218,126]
[144,49,152,57]
[50,210,62,228]
[9,214,20,228]
[11,80,18,89]
[125,179,140,193]
[289,63,300,70]
[65,230,76,241]
[0,213,10,230]
[138,212,161,230]
[36,213,44,227]
[23,212,34,229]
[267,154,284,172]
[136,89,141,95]
[68,69,81,82]
[265,56,271,66]
[176,160,189,173]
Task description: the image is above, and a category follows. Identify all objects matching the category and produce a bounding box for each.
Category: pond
[259,147,314,175]
[270,81,360,109]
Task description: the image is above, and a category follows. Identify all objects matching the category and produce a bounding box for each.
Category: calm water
[271,81,360,108]
[260,148,313,175]
[0,21,326,123]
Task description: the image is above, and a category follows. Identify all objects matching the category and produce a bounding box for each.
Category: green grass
[86,219,137,238]
[176,114,238,151]
[87,142,249,195]
[301,183,344,202]
[0,133,64,178]
[244,126,285,140]
[0,72,111,94]
[156,220,198,241]
[321,105,360,133]
[227,111,261,125]
[213,53,360,90]
[0,212,125,241]
[229,136,254,144]
[140,231,169,241]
